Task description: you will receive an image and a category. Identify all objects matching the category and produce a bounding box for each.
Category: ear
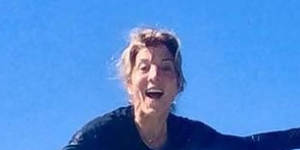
[127,87,133,95]
[127,81,134,104]
[126,79,133,95]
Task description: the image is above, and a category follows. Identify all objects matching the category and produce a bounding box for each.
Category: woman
[62,27,300,150]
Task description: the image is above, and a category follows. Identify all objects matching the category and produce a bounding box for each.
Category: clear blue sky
[1,0,300,150]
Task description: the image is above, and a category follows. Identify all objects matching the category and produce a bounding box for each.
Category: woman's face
[128,44,178,115]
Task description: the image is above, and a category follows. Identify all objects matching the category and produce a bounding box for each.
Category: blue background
[1,0,300,150]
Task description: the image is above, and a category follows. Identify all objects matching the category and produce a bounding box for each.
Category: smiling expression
[128,44,178,115]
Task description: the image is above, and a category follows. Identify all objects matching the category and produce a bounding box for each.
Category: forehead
[135,44,173,61]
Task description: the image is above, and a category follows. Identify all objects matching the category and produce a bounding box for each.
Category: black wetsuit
[62,106,300,150]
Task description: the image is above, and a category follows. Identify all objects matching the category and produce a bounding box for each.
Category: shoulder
[167,114,220,148]
[81,105,132,132]
[168,113,218,136]
[65,106,133,148]
[167,114,254,150]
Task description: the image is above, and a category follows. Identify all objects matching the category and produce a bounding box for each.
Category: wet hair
[117,27,186,94]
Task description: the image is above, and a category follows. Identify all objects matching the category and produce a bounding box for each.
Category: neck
[134,108,169,149]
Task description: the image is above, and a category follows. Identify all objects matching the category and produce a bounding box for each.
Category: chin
[142,98,168,114]
[142,104,159,114]
[148,105,169,115]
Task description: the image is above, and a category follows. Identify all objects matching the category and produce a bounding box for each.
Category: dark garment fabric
[62,106,300,150]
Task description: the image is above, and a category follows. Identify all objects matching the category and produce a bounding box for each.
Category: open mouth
[145,88,164,99]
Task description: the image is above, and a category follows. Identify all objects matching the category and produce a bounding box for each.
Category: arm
[249,128,300,150]
[209,128,300,150]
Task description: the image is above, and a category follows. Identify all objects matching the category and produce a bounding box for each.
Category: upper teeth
[147,88,163,93]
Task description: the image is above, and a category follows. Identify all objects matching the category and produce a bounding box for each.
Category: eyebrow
[136,59,149,67]
[162,58,174,62]
[137,58,174,65]
[138,59,149,63]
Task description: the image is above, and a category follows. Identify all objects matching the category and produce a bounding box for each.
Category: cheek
[130,74,147,92]
[164,77,178,98]
[165,73,178,87]
[170,82,178,97]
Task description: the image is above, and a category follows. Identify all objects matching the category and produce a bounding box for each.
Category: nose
[148,65,161,83]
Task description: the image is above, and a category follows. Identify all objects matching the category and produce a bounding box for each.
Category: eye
[138,63,149,72]
[161,63,175,72]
